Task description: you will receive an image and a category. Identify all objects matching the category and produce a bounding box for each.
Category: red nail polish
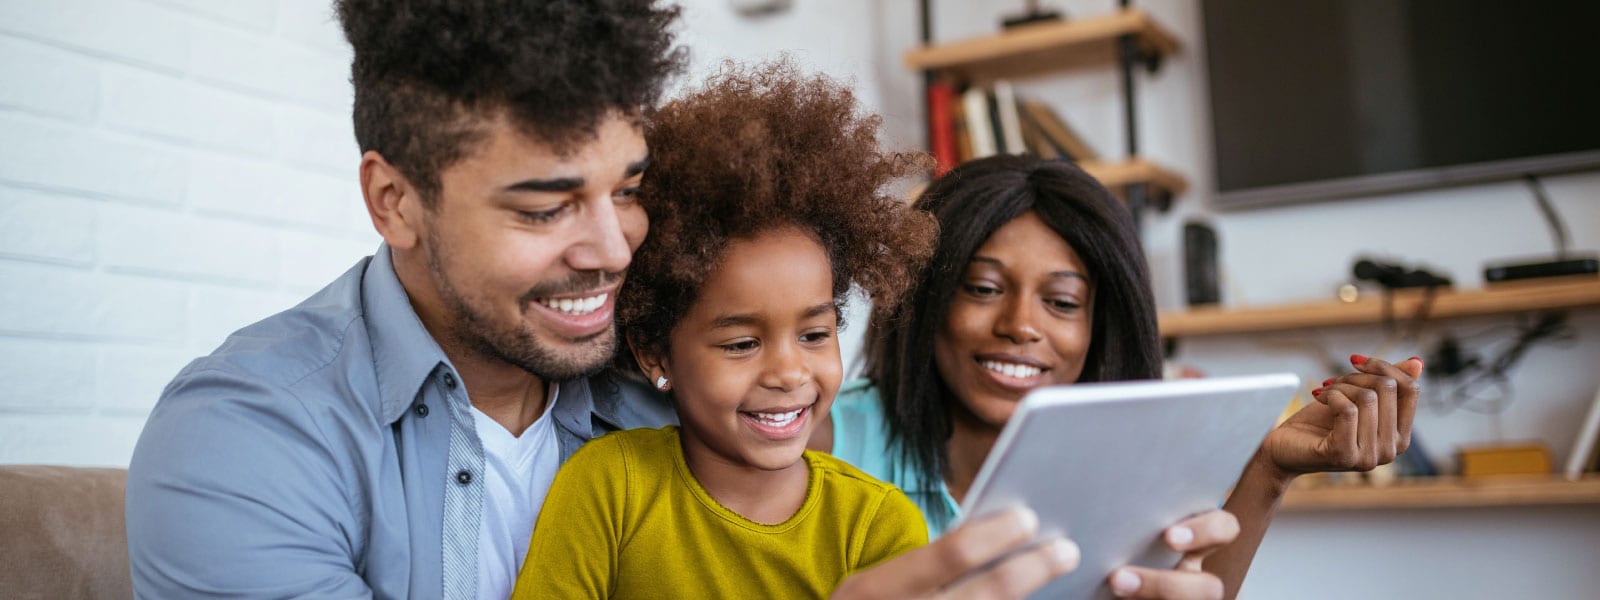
[1351,354,1368,365]
[1322,378,1335,387]
[1409,356,1424,366]
[1312,388,1323,397]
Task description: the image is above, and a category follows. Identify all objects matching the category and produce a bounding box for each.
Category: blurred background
[1,1,1597,597]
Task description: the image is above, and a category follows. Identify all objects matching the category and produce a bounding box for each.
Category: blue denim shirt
[125,245,673,599]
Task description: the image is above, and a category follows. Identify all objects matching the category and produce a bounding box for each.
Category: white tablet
[959,373,1300,600]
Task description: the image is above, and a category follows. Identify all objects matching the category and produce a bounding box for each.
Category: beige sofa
[0,465,131,599]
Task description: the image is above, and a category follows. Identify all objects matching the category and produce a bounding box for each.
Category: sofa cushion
[0,465,131,600]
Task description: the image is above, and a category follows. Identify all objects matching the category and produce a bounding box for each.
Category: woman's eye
[518,206,567,223]
[962,283,1000,297]
[1047,298,1082,311]
[613,187,641,202]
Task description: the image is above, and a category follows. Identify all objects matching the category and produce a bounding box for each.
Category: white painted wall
[867,1,1600,598]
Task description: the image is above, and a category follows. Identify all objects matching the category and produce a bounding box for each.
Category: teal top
[829,379,962,538]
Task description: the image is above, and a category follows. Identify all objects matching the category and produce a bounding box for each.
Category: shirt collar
[362,243,453,424]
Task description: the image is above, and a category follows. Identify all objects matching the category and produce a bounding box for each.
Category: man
[126,1,1167,598]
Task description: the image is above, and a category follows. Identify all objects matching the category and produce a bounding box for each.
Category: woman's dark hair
[865,154,1162,513]
[617,60,937,359]
[336,0,685,205]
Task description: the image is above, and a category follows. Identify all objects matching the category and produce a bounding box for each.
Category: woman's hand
[831,507,1080,600]
[1261,355,1423,480]
[1106,509,1239,599]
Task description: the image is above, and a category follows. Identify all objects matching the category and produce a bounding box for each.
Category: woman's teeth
[982,360,1041,379]
[538,293,607,316]
[749,408,804,427]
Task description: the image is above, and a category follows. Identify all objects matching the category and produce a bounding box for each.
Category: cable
[1524,174,1570,258]
[1430,311,1577,415]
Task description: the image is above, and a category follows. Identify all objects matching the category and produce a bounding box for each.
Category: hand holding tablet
[958,374,1299,599]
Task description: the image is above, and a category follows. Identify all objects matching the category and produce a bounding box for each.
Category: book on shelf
[992,80,1028,155]
[1018,98,1098,161]
[1564,384,1600,479]
[961,86,997,159]
[926,79,959,176]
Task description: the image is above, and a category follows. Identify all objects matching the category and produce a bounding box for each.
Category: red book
[927,79,958,176]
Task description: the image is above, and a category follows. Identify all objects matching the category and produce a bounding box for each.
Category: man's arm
[126,369,372,598]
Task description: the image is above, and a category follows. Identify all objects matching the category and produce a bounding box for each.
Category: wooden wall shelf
[903,8,1180,84]
[1159,276,1600,338]
[1281,475,1600,511]
[1081,157,1188,198]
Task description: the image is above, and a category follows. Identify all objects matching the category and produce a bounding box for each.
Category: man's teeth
[749,408,804,427]
[538,293,607,316]
[982,360,1042,379]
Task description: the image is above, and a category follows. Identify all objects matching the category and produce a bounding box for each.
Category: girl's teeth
[751,408,804,426]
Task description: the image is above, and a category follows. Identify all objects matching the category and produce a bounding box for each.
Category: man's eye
[518,206,567,223]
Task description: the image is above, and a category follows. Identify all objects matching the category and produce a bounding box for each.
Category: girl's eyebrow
[707,302,834,330]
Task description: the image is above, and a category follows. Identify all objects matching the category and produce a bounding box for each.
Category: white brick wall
[0,0,894,467]
[0,0,378,466]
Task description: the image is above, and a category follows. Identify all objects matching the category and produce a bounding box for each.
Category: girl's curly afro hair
[618,60,938,356]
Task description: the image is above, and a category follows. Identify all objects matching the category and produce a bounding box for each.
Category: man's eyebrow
[505,177,584,193]
[624,155,650,178]
[502,155,650,194]
[970,255,1087,281]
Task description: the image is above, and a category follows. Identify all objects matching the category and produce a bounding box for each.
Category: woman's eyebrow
[970,255,1086,281]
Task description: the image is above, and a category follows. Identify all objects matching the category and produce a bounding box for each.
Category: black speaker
[1184,221,1220,306]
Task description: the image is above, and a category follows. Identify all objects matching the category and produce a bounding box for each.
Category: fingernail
[1166,525,1194,548]
[1111,569,1142,596]
[1051,538,1081,570]
[1351,354,1368,365]
[1322,378,1335,386]
[1011,506,1039,533]
[1409,356,1424,367]
[1312,388,1322,397]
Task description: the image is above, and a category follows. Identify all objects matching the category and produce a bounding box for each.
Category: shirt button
[442,372,458,389]
[413,403,429,417]
[455,470,473,486]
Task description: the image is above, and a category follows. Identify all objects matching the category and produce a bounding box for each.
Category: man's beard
[425,231,621,382]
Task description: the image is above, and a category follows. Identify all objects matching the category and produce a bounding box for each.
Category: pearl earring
[655,376,669,390]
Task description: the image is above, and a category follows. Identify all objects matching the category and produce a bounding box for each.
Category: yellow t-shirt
[511,426,927,599]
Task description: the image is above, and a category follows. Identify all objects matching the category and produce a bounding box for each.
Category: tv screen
[1202,0,1600,208]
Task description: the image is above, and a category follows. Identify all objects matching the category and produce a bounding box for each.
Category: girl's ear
[627,334,671,392]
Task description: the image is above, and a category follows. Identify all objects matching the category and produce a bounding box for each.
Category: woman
[816,155,1422,599]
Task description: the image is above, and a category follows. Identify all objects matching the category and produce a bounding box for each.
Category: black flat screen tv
[1202,0,1600,209]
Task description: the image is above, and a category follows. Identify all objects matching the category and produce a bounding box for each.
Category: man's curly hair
[336,0,685,204]
[618,60,938,357]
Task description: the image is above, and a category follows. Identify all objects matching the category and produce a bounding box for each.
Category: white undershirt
[473,384,562,600]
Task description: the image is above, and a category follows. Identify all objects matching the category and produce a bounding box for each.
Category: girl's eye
[721,340,759,354]
[962,283,1001,297]
[800,330,834,344]
[613,187,641,203]
[518,206,568,223]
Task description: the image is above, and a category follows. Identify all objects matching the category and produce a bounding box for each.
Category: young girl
[511,61,939,598]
